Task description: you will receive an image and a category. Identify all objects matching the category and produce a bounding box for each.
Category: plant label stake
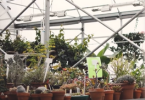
[43,58,53,83]
[83,69,86,95]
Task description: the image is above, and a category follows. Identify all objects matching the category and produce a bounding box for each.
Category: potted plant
[23,65,52,89]
[110,53,136,80]
[7,54,26,87]
[111,85,122,100]
[115,75,135,99]
[17,85,30,100]
[103,79,114,100]
[88,68,105,100]
[39,89,53,100]
[7,87,17,100]
[131,64,145,98]
[134,83,142,99]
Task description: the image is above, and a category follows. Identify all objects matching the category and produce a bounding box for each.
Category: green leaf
[100,56,110,65]
[97,43,109,57]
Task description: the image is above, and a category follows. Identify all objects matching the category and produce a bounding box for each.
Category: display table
[71,95,88,100]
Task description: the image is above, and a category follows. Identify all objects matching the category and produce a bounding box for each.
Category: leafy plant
[130,64,145,88]
[111,85,122,92]
[110,32,144,61]
[110,53,136,80]
[0,30,27,53]
[49,28,92,68]
[23,65,52,85]
[0,30,14,52]
[7,54,26,86]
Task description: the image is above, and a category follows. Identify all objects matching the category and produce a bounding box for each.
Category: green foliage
[7,54,26,86]
[0,76,8,92]
[110,32,144,61]
[110,53,136,80]
[111,85,122,92]
[49,28,92,68]
[130,64,145,88]
[0,30,27,53]
[0,30,14,51]
[23,65,52,85]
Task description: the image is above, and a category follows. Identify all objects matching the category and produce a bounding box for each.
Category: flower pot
[113,92,121,100]
[102,93,105,100]
[134,89,142,99]
[39,93,53,100]
[104,90,114,100]
[111,83,134,99]
[64,96,71,100]
[51,91,65,100]
[30,94,40,100]
[7,91,18,100]
[89,88,104,100]
[138,88,145,98]
[17,93,30,100]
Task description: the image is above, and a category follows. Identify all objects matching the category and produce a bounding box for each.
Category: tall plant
[49,28,93,68]
[110,53,136,80]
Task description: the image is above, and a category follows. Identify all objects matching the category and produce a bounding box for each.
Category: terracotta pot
[89,88,104,100]
[102,93,105,100]
[111,83,134,99]
[64,96,71,100]
[30,82,46,89]
[17,93,30,100]
[104,90,114,100]
[6,83,14,89]
[0,95,8,100]
[134,89,142,99]
[51,91,65,100]
[113,92,121,100]
[30,94,40,100]
[39,93,53,100]
[7,91,18,100]
[138,87,145,98]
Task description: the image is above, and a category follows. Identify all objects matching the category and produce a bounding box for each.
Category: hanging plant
[110,32,144,61]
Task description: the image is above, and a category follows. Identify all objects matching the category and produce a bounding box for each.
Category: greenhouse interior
[0,0,145,100]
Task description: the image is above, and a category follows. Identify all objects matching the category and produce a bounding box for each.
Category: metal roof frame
[14,10,145,28]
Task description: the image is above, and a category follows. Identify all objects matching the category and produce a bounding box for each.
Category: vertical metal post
[45,0,50,58]
[16,30,19,39]
[82,23,85,43]
[120,19,123,34]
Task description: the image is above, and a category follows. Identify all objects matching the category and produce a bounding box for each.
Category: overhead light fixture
[92,1,144,12]
[101,5,112,12]
[56,11,66,17]
[16,16,33,22]
[133,1,141,6]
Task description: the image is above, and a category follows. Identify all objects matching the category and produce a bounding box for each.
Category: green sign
[86,57,102,78]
